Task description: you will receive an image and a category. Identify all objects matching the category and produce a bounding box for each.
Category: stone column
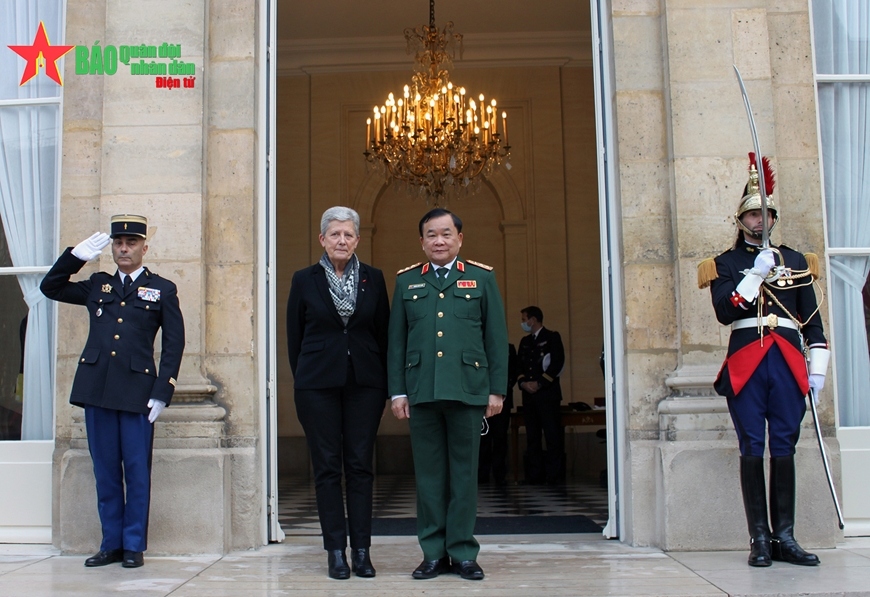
[652,1,839,550]
[56,0,244,554]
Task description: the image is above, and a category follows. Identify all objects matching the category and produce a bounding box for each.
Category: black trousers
[294,368,386,551]
[522,394,563,483]
[478,409,510,484]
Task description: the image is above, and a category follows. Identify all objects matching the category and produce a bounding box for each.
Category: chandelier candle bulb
[502,111,508,146]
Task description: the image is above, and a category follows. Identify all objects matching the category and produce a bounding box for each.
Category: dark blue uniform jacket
[40,248,185,414]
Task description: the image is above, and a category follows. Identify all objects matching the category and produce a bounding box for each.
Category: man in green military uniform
[389,208,508,581]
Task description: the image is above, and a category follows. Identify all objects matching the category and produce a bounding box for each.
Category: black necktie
[123,275,132,293]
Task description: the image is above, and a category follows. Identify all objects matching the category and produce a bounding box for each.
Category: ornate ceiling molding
[278,31,591,76]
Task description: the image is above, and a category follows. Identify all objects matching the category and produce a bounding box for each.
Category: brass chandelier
[363,0,510,203]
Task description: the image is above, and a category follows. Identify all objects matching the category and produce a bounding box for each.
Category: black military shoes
[452,559,485,580]
[412,556,451,579]
[121,550,144,568]
[84,549,123,567]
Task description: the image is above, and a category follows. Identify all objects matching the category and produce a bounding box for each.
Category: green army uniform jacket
[387,257,509,406]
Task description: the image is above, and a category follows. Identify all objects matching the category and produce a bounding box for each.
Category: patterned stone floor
[278,474,609,536]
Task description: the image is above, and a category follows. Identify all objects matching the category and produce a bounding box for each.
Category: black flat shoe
[351,547,376,577]
[451,559,485,580]
[84,549,123,567]
[327,549,350,579]
[121,550,144,568]
[412,556,450,579]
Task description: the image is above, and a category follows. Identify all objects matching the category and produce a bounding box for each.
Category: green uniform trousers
[409,400,486,562]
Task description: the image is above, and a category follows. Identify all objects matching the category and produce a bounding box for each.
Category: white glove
[147,399,166,423]
[751,249,776,277]
[71,232,111,261]
[808,374,825,404]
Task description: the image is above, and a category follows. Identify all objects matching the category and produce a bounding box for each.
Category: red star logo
[8,21,74,86]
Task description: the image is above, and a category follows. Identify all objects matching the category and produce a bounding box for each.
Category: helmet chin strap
[736,213,779,240]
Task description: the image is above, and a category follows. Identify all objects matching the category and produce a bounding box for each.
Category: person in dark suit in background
[286,206,390,580]
[40,214,185,569]
[478,343,517,486]
[517,306,565,485]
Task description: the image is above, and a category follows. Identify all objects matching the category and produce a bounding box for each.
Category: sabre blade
[733,65,770,248]
[809,389,846,530]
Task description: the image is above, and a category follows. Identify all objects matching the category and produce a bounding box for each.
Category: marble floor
[278,474,610,536]
[2,536,870,596]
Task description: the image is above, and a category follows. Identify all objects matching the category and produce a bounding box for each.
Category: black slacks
[294,366,386,551]
[478,409,510,484]
[522,394,563,483]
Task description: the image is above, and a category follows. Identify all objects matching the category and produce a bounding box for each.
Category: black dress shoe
[84,549,123,567]
[452,559,485,580]
[412,556,450,579]
[121,551,144,568]
[327,549,350,579]
[350,547,376,578]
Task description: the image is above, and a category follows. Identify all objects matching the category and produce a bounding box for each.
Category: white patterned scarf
[320,252,359,320]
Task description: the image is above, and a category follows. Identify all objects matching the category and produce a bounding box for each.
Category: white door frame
[258,0,282,543]
[589,0,625,540]
[257,0,628,543]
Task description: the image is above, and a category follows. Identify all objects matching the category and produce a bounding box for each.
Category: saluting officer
[40,214,185,569]
[698,155,830,568]
[389,208,508,581]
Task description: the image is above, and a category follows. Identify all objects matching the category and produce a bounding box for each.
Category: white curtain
[0,1,63,440]
[813,0,870,427]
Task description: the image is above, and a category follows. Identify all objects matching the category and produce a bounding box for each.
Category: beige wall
[612,0,837,548]
[276,64,604,443]
[56,0,261,553]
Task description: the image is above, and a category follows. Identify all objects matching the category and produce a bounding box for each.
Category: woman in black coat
[286,206,390,579]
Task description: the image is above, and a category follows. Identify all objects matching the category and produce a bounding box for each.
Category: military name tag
[138,287,161,302]
[101,284,112,293]
[456,280,477,288]
[407,282,426,289]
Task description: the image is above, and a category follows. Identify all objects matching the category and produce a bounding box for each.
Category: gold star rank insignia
[102,284,112,293]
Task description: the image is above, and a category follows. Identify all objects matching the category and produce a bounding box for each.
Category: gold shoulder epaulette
[697,257,718,289]
[804,253,820,280]
[466,259,493,271]
[396,262,423,275]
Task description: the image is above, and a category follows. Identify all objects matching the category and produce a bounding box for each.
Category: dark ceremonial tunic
[710,240,826,399]
[40,248,185,413]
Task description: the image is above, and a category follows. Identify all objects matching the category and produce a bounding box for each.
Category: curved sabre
[733,65,770,249]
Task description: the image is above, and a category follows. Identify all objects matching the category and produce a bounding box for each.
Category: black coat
[286,262,390,390]
[517,327,565,401]
[40,248,185,413]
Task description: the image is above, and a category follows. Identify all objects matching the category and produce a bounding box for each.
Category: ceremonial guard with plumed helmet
[698,155,830,568]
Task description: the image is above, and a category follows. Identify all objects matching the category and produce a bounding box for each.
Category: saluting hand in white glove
[147,399,166,423]
[71,232,111,261]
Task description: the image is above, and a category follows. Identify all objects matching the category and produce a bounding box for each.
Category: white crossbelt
[731,315,798,331]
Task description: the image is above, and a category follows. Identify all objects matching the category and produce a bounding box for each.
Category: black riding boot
[769,455,820,566]
[740,456,772,567]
